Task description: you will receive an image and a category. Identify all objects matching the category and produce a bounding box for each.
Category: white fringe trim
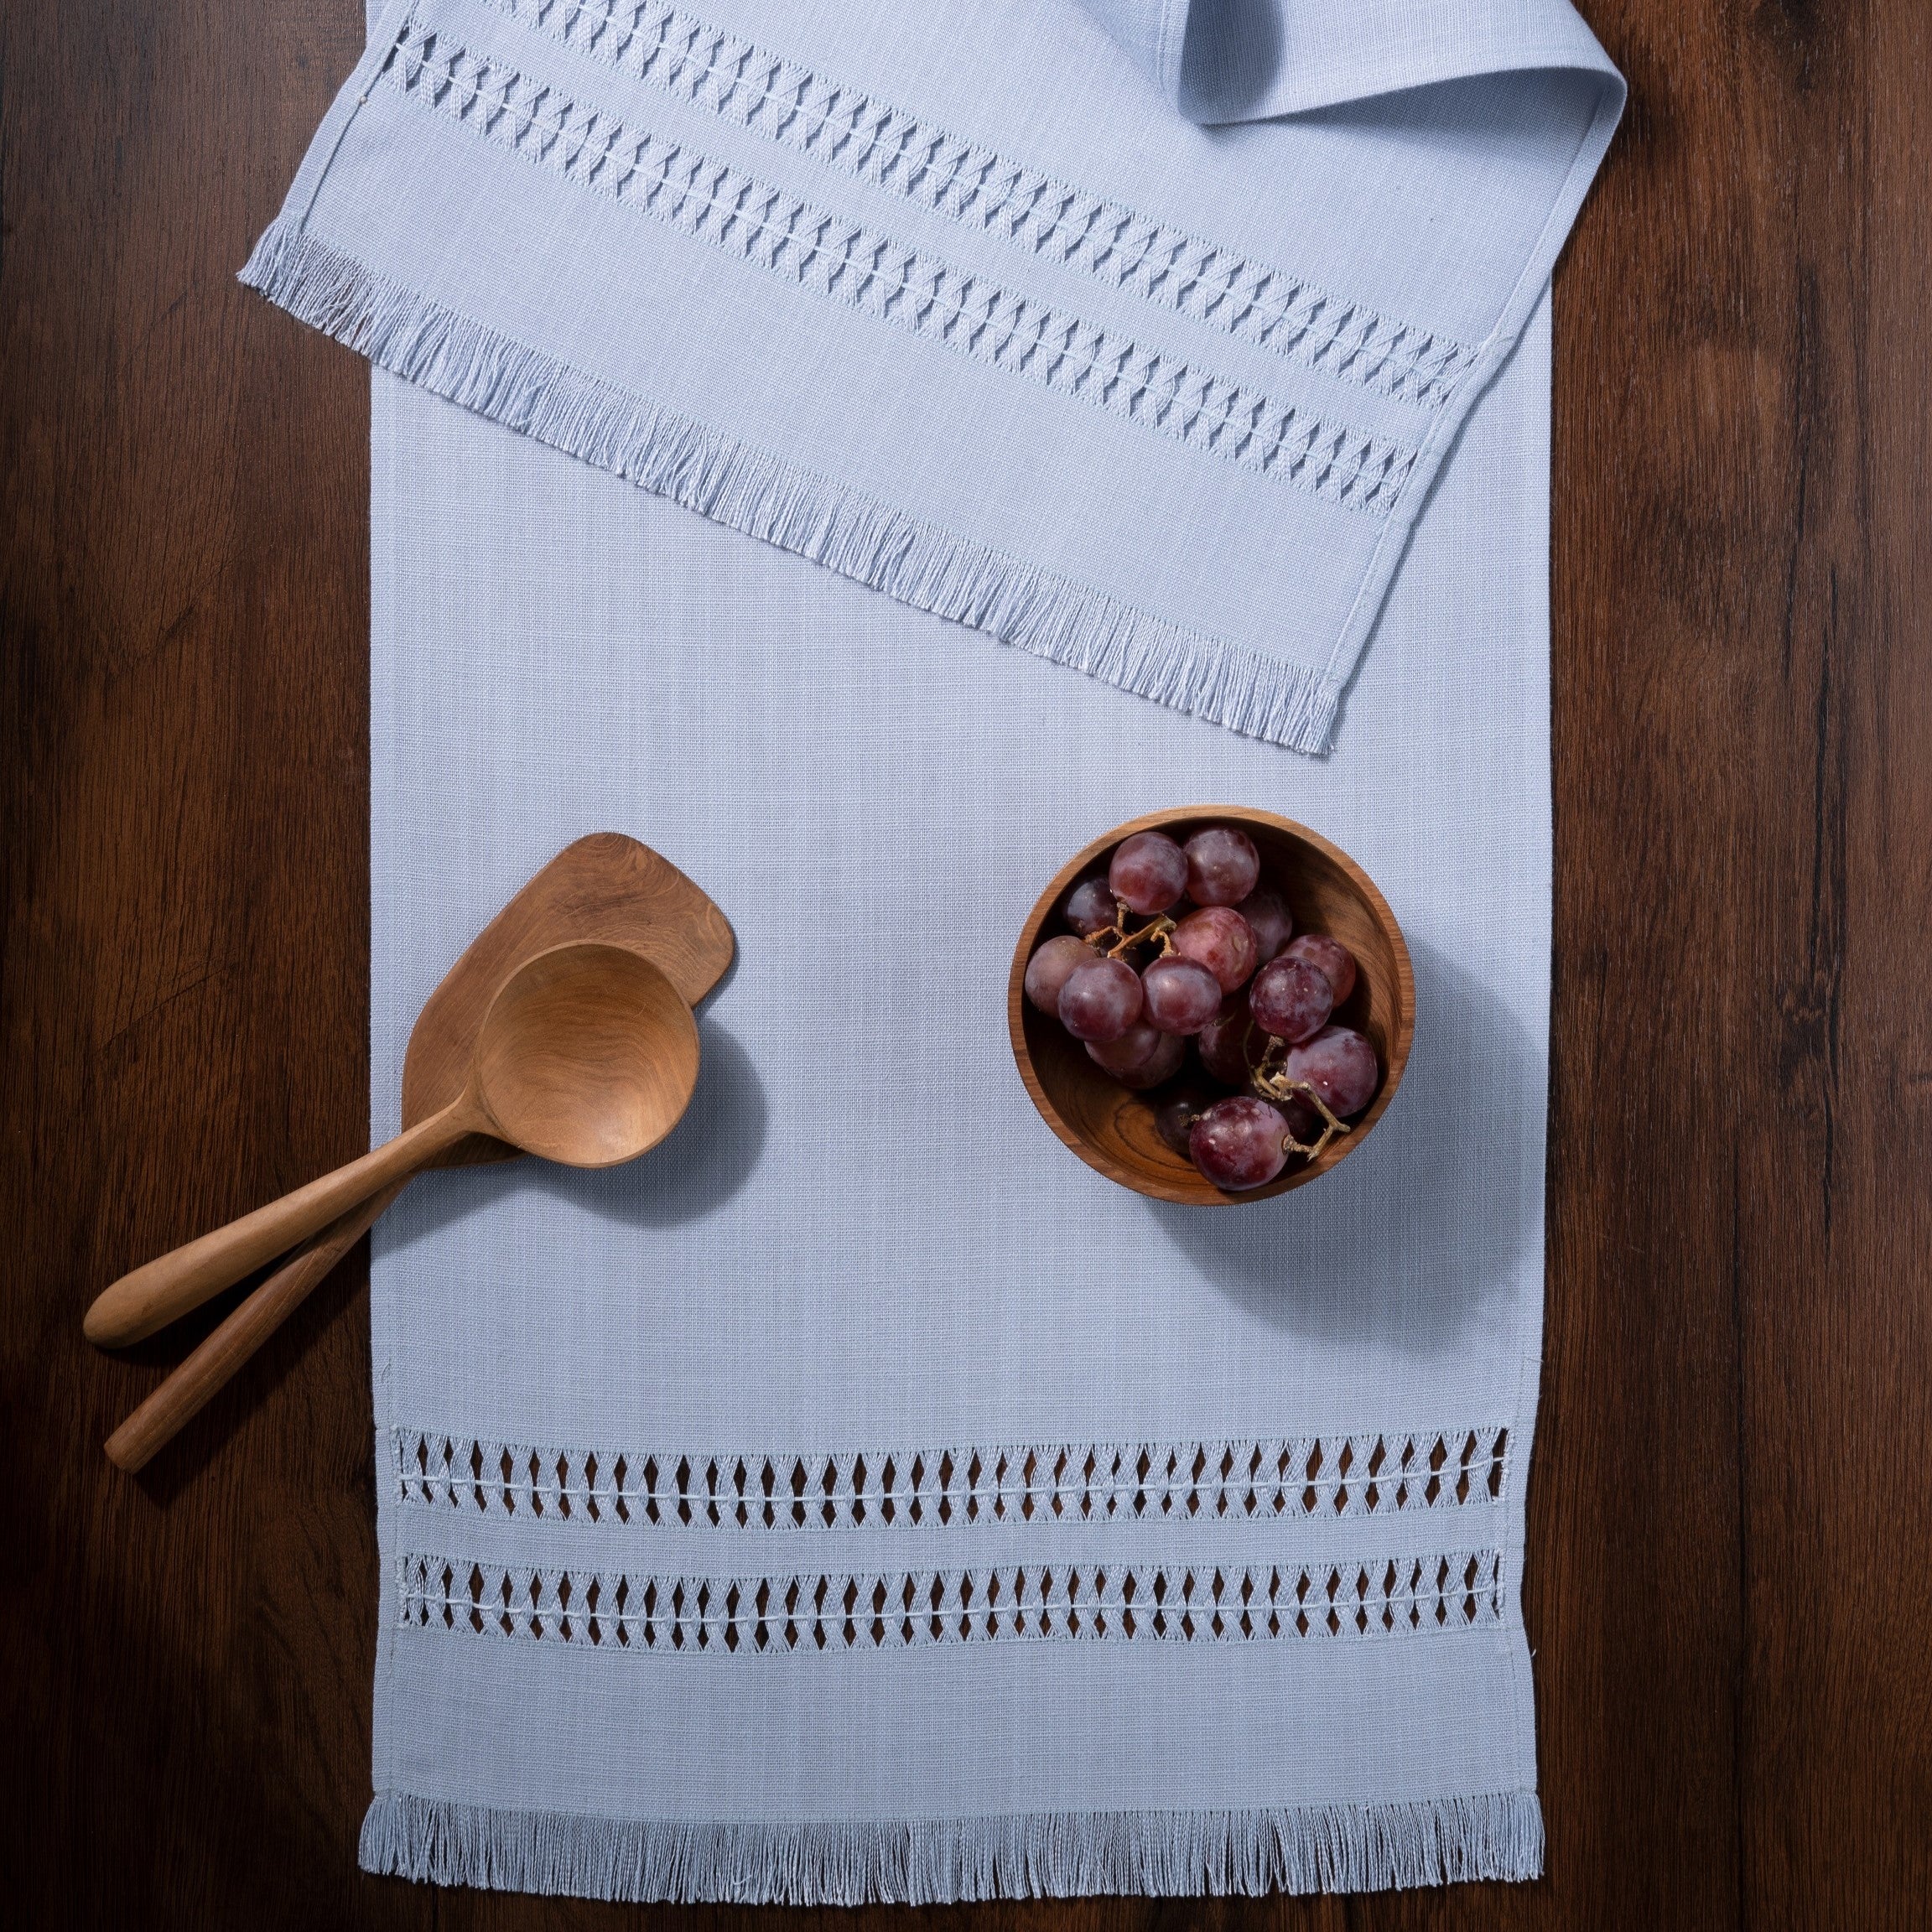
[241,219,1343,753]
[358,1789,1543,1903]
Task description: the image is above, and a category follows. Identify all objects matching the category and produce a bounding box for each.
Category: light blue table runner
[262,0,1617,1902]
[256,0,1616,752]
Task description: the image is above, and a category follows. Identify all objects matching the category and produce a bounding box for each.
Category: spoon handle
[101,1181,405,1472]
[84,1102,471,1348]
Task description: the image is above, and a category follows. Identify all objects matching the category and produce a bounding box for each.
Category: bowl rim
[1006,805,1416,1206]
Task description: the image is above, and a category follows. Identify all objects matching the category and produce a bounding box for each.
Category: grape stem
[1087,910,1177,960]
[1249,1033,1352,1160]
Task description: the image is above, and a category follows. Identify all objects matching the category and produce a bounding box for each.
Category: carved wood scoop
[85,941,700,1353]
[91,834,734,1472]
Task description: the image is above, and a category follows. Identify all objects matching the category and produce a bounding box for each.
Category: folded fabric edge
[243,218,1342,754]
[358,1788,1543,1903]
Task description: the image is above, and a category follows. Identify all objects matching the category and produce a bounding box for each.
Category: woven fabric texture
[359,286,1557,1898]
[262,0,1624,1903]
[254,0,1616,751]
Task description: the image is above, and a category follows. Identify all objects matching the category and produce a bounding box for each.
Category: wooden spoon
[85,943,699,1349]
[98,833,733,1472]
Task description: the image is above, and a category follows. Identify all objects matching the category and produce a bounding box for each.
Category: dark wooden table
[5,3,1929,1925]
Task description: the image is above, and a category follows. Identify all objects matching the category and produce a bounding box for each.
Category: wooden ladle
[83,942,699,1349]
[95,833,731,1472]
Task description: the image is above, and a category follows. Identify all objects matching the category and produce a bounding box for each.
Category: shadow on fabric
[1180,0,1287,121]
[388,1018,769,1241]
[1142,940,1539,1357]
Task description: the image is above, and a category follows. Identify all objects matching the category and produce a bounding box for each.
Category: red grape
[1154,1087,1216,1157]
[1236,886,1292,964]
[1189,1096,1290,1190]
[1084,1021,1165,1078]
[1063,875,1119,937]
[1058,957,1143,1041]
[1249,954,1334,1043]
[1182,826,1260,906]
[1114,1029,1187,1091]
[1282,932,1357,1004]
[1171,906,1258,992]
[1024,933,1093,1015]
[1141,955,1223,1034]
[1283,1025,1379,1117]
[1197,996,1256,1085]
[1109,831,1187,914]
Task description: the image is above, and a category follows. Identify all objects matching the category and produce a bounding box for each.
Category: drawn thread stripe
[475,0,1478,404]
[398,1550,1509,1649]
[382,23,1417,512]
[392,1426,1513,1526]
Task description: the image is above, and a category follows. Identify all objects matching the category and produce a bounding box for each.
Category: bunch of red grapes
[1024,823,1379,1191]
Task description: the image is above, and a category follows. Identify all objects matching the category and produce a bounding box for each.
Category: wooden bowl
[1007,808,1415,1206]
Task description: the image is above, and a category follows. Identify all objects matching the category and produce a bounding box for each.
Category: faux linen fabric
[1082,0,1614,125]
[250,0,1623,1902]
[247,0,1618,751]
[358,288,1557,1898]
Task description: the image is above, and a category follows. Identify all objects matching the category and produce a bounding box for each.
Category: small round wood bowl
[1007,808,1415,1206]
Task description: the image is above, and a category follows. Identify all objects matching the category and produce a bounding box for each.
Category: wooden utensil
[86,944,700,1348]
[1008,807,1415,1206]
[397,833,734,1172]
[100,832,734,1471]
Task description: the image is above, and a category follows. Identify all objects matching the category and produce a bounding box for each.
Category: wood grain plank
[1,0,378,1925]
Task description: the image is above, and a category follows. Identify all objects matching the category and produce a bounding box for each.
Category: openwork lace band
[392,1426,1511,1528]
[400,1549,1509,1650]
[471,0,1479,407]
[380,18,1420,511]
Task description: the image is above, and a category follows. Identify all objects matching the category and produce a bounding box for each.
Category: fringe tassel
[358,1789,1543,1903]
[240,221,1343,753]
